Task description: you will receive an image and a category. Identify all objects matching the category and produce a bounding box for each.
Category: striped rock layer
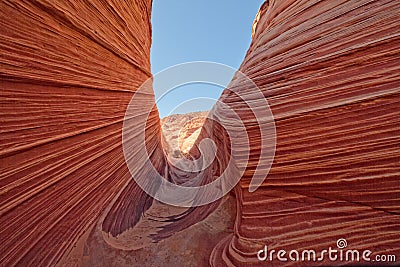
[1,0,157,265]
[1,0,399,266]
[207,1,400,265]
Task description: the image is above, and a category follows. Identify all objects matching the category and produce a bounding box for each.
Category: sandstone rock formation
[160,111,208,156]
[177,115,206,154]
[1,0,156,265]
[206,1,400,265]
[1,0,399,266]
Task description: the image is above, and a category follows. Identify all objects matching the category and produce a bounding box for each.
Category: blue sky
[151,0,264,117]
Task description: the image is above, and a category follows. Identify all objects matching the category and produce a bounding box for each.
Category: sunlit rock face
[1,0,399,266]
[178,116,207,154]
[161,111,208,156]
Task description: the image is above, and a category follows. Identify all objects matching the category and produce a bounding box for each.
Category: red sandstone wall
[0,0,156,265]
[207,0,400,265]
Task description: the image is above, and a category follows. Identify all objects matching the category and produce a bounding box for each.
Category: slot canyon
[1,0,399,266]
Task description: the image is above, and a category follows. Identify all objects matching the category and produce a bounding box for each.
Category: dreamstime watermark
[257,238,397,263]
[122,61,276,207]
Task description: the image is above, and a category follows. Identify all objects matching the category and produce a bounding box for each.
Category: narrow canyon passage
[1,0,399,266]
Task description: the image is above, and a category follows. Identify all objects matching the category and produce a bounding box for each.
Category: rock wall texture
[0,0,156,265]
[1,0,399,266]
[206,0,400,265]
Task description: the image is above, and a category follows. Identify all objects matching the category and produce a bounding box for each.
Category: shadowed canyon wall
[1,0,158,265]
[1,0,399,266]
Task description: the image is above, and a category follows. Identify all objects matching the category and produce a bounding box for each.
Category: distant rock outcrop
[161,111,208,156]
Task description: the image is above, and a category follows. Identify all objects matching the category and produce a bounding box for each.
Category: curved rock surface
[207,0,400,265]
[1,0,156,265]
[1,0,399,266]
[208,0,400,265]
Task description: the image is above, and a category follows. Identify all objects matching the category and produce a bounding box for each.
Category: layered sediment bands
[207,0,400,265]
[0,0,156,265]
